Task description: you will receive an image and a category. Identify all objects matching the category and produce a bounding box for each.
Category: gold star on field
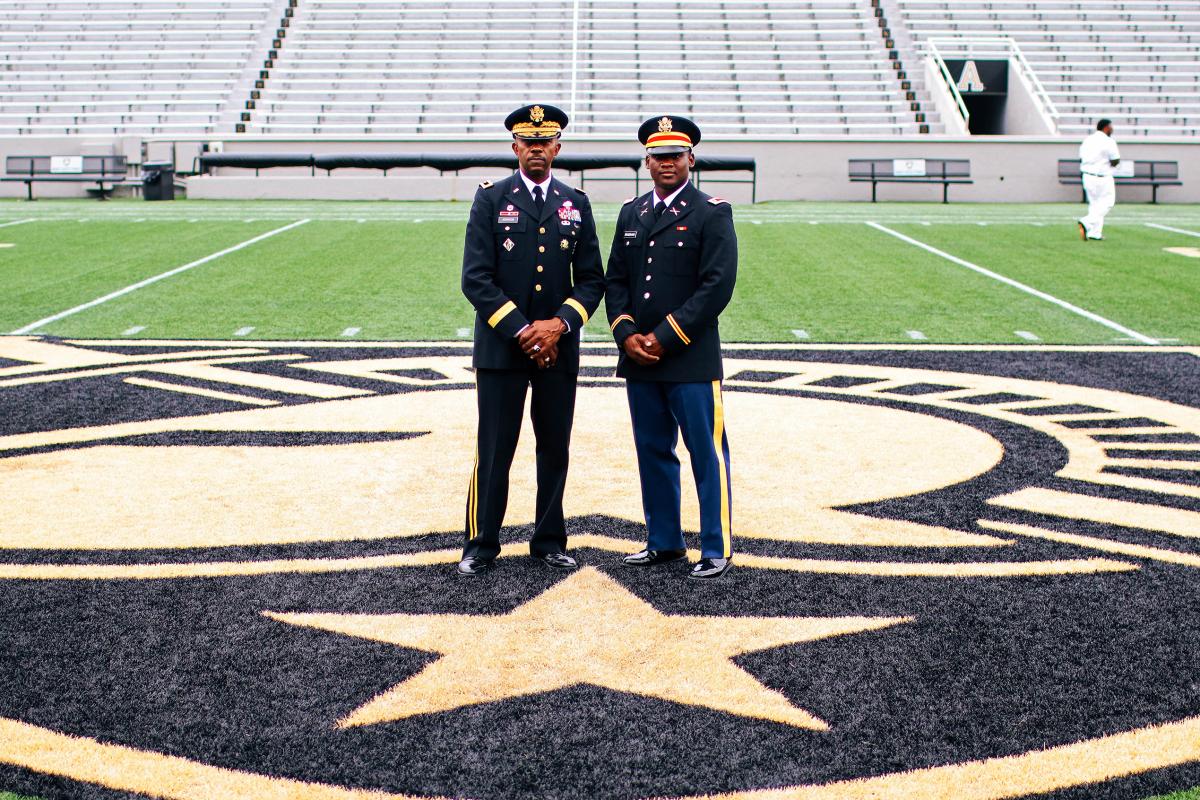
[264,568,909,730]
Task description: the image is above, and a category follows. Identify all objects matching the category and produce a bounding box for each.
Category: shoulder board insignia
[708,197,729,205]
[575,187,587,195]
[622,196,637,205]
[478,180,494,189]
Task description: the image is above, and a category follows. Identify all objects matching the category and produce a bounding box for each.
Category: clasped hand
[518,318,567,369]
[623,333,662,366]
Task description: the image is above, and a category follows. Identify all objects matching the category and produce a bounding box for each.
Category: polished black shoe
[688,557,732,580]
[622,548,687,567]
[456,556,495,576]
[534,552,578,570]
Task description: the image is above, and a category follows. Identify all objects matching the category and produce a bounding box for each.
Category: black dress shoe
[622,548,687,567]
[456,556,495,576]
[688,557,731,580]
[533,552,578,570]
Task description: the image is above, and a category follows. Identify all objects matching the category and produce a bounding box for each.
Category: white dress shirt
[519,170,552,199]
[1079,131,1120,177]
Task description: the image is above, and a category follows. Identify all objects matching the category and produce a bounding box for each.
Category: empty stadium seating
[889,0,1200,138]
[245,0,922,137]
[0,0,282,136]
[1,0,1196,139]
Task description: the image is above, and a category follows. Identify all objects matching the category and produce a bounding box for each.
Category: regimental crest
[658,116,673,132]
[2,338,1200,800]
[531,105,545,123]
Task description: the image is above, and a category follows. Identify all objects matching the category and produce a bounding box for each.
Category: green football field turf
[1,199,1198,344]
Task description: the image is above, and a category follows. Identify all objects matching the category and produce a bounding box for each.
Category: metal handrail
[924,36,1061,135]
[926,39,970,132]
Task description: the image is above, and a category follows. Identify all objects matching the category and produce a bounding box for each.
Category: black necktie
[653,202,665,220]
[533,185,545,214]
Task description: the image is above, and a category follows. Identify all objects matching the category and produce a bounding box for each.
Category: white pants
[1081,173,1115,239]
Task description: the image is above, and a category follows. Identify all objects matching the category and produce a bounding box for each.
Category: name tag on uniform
[624,230,638,239]
[497,209,520,224]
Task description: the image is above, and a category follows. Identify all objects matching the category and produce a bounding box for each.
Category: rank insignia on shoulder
[708,197,729,205]
[478,180,494,189]
[576,187,587,195]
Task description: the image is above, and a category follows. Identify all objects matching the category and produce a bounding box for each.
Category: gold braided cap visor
[511,121,563,139]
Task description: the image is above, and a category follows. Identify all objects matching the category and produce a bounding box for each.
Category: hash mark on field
[0,218,36,229]
[10,219,311,335]
[750,220,762,225]
[791,329,810,339]
[234,327,255,337]
[1015,331,1041,341]
[1146,222,1200,238]
[866,222,1160,346]
[907,330,928,340]
[456,327,471,338]
[122,326,146,336]
[341,327,361,337]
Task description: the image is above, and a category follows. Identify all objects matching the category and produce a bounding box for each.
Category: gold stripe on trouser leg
[711,380,732,557]
[468,448,478,539]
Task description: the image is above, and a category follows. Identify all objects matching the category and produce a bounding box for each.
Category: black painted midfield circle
[1,343,1199,800]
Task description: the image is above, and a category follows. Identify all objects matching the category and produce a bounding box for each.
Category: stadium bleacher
[889,0,1200,138]
[0,0,1197,138]
[0,0,283,136]
[245,0,921,137]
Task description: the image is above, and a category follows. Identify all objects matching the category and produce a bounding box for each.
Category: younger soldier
[605,115,738,580]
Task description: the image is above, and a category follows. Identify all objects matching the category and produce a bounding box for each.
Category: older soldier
[458,104,605,576]
[605,115,737,580]
[1077,119,1121,242]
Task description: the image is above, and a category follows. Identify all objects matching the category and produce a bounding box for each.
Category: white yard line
[10,219,310,335]
[233,326,255,337]
[341,327,361,337]
[791,329,810,340]
[121,325,146,336]
[906,330,928,340]
[0,218,36,229]
[1015,330,1041,341]
[1146,222,1200,239]
[866,222,1160,346]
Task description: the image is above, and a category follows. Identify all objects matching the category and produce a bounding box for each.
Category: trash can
[142,161,175,201]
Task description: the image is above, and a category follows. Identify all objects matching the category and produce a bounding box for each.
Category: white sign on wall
[49,156,84,174]
[893,158,927,177]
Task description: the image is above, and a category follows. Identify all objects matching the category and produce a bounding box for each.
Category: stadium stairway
[888,0,1200,138]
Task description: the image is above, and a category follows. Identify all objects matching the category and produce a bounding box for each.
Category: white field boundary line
[0,219,35,229]
[10,219,311,335]
[865,221,1160,346]
[1146,222,1200,238]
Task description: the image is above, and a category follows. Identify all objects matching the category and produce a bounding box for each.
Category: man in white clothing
[1077,119,1120,241]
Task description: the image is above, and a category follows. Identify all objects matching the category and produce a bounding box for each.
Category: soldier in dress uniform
[605,115,738,580]
[457,103,605,576]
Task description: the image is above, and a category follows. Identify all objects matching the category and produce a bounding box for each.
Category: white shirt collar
[653,181,689,209]
[519,170,553,198]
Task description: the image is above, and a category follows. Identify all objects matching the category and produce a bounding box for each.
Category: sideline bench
[1,155,129,200]
[1057,159,1181,204]
[197,152,759,201]
[849,158,972,203]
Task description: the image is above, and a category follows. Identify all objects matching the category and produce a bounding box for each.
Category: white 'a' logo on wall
[956,60,986,92]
